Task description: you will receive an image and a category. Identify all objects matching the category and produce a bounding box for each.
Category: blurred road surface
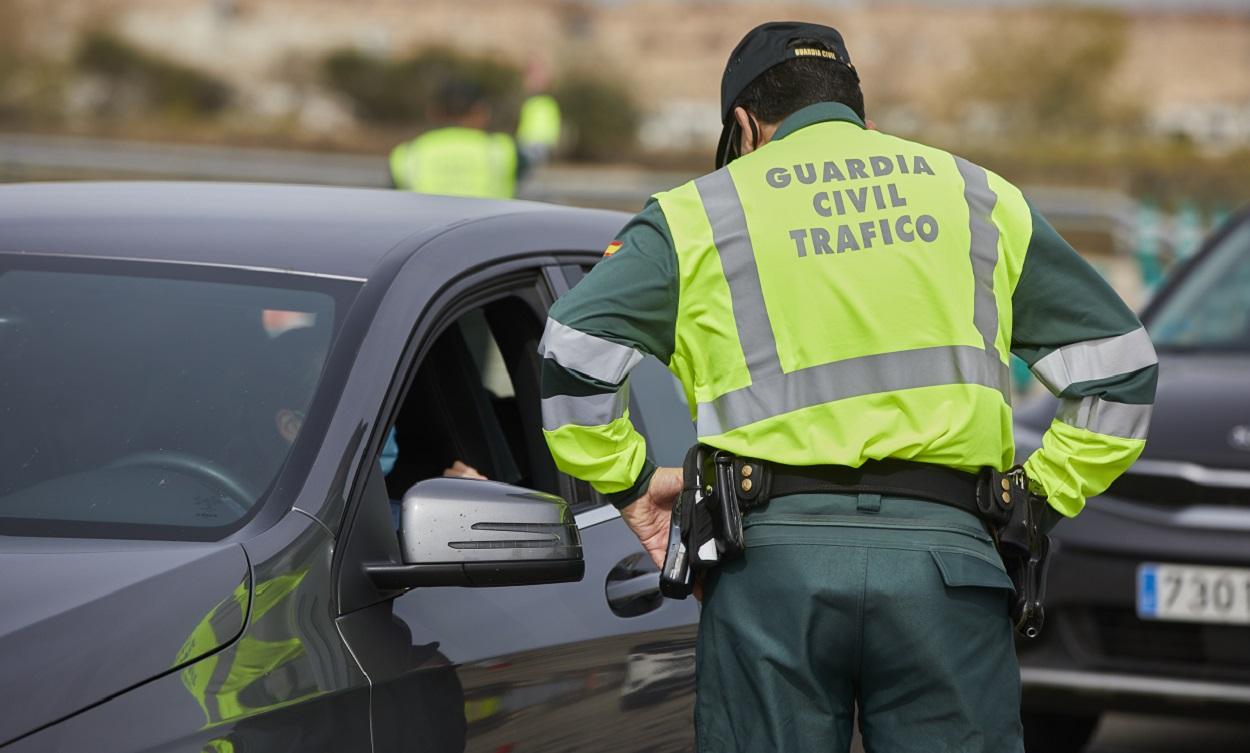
[1083,714,1250,752]
[847,714,1250,752]
[0,132,1137,229]
[0,132,692,210]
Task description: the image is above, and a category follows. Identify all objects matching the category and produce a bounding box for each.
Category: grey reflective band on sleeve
[694,169,783,381]
[541,383,631,431]
[539,317,643,386]
[1030,327,1158,394]
[697,345,1010,436]
[1056,396,1152,440]
[954,158,1002,360]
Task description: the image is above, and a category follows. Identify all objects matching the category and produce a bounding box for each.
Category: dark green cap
[715,21,857,169]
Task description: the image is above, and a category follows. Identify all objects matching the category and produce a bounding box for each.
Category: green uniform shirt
[541,102,1157,514]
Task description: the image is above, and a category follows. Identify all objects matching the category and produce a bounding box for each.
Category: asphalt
[846,713,1250,752]
[1083,714,1250,752]
[0,132,1138,230]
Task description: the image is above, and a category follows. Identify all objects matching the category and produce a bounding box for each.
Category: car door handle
[607,572,661,604]
[606,556,664,617]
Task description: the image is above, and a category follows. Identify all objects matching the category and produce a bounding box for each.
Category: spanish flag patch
[603,240,623,257]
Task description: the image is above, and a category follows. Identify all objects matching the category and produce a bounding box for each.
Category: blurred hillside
[2,0,1248,209]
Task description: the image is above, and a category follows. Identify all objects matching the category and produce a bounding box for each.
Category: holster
[659,445,765,599]
[659,445,703,599]
[978,466,1051,639]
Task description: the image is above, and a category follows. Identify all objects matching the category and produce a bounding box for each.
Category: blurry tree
[323,46,521,129]
[957,6,1142,138]
[0,0,28,120]
[76,31,231,118]
[323,46,640,161]
[0,0,70,127]
[553,71,640,162]
[0,0,20,77]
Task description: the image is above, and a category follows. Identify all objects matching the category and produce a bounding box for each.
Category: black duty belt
[741,457,985,521]
[666,447,1050,638]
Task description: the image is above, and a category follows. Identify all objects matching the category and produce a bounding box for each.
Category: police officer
[390,78,557,199]
[539,21,1157,752]
[517,60,563,165]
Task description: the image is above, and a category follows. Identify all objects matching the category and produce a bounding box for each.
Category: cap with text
[715,21,857,169]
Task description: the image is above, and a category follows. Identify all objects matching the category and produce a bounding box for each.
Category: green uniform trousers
[694,492,1024,753]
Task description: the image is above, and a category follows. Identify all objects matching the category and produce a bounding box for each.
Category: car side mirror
[364,478,584,589]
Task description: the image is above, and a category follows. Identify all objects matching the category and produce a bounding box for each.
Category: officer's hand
[620,466,683,570]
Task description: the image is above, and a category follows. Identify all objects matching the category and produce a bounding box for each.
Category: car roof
[0,182,630,280]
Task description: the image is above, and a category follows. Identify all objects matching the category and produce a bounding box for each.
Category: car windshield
[1148,218,1250,353]
[0,257,357,540]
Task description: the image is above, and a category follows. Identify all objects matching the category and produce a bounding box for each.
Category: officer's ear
[733,106,760,156]
[733,106,778,156]
[866,118,878,131]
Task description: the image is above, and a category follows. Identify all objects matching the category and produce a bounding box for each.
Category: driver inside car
[268,326,484,470]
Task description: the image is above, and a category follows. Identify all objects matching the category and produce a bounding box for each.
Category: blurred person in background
[539,20,1157,753]
[389,75,559,199]
[516,60,563,165]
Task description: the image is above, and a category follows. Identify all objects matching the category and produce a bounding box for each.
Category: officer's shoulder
[927,143,1029,206]
[650,171,711,212]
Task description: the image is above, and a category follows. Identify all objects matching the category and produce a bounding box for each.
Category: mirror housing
[364,478,584,589]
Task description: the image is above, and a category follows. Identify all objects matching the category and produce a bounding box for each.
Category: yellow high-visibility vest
[654,119,1033,473]
[517,94,562,150]
[390,127,518,199]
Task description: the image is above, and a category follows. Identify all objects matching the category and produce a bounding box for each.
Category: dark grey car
[1015,208,1250,752]
[0,182,700,752]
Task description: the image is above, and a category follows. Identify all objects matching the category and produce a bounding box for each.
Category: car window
[0,258,356,540]
[384,295,559,502]
[1149,219,1250,352]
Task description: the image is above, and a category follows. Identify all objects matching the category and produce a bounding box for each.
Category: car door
[338,262,700,753]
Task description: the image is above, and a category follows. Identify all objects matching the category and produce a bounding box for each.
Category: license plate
[1137,563,1250,625]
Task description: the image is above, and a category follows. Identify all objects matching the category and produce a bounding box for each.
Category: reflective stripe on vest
[538,317,640,431]
[955,156,1003,362]
[539,317,643,385]
[541,386,631,431]
[654,119,1048,474]
[1039,326,1158,440]
[1031,327,1157,395]
[1056,395,1152,439]
[684,162,1011,437]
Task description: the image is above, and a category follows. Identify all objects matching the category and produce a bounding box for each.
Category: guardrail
[0,131,1135,222]
[0,132,694,210]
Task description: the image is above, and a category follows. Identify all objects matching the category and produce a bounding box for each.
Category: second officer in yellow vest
[539,21,1156,752]
[389,80,535,200]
